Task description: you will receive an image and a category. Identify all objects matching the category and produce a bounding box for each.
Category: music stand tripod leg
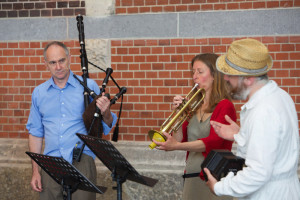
[61,179,79,200]
[111,168,128,200]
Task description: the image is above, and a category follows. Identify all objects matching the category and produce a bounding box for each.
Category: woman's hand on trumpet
[152,132,179,151]
[172,95,184,110]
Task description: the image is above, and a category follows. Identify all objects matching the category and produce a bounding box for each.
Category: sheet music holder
[26,152,107,200]
[76,133,158,200]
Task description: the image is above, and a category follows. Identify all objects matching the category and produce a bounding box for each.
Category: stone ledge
[0,138,185,200]
[1,138,299,200]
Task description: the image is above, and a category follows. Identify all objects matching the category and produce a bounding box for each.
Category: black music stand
[76,133,158,200]
[26,152,107,200]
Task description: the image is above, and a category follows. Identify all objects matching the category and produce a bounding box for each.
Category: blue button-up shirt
[26,70,117,163]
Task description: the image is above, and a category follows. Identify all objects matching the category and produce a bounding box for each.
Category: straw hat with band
[216,38,273,76]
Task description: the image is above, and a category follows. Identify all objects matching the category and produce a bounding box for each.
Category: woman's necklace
[199,109,206,123]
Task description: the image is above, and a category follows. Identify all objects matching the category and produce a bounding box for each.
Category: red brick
[134,40,146,46]
[158,55,170,62]
[129,47,139,54]
[0,43,8,48]
[281,44,295,51]
[117,47,128,54]
[214,45,227,53]
[289,87,300,95]
[114,0,122,7]
[8,71,19,79]
[8,43,18,48]
[171,39,182,45]
[201,46,213,53]
[122,0,133,6]
[188,4,200,11]
[182,0,193,3]
[176,5,188,12]
[115,8,126,14]
[290,53,300,60]
[227,3,239,10]
[275,36,289,43]
[209,38,221,45]
[171,55,182,62]
[3,49,13,56]
[290,36,300,43]
[133,0,144,6]
[145,0,156,6]
[267,44,281,52]
[19,57,29,63]
[267,1,279,8]
[111,56,122,62]
[253,2,266,9]
[158,39,170,46]
[282,78,296,86]
[281,61,295,69]
[196,38,208,45]
[164,47,175,54]
[151,6,163,12]
[146,55,158,62]
[141,47,151,54]
[127,7,139,13]
[30,42,40,48]
[280,1,293,7]
[164,5,175,12]
[158,71,170,79]
[19,42,29,48]
[111,40,122,46]
[169,0,180,4]
[187,46,199,53]
[7,57,18,64]
[214,3,226,10]
[262,36,275,44]
[135,135,146,142]
[3,64,13,71]
[14,49,25,56]
[275,69,289,77]
[183,54,195,62]
[157,0,168,5]
[176,46,188,53]
[30,57,41,63]
[201,4,213,10]
[140,7,151,13]
[14,80,25,86]
[134,55,145,62]
[183,39,195,45]
[151,47,163,54]
[147,71,158,79]
[296,44,300,51]
[146,40,158,46]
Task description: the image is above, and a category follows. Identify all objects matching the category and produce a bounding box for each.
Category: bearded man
[204,38,300,200]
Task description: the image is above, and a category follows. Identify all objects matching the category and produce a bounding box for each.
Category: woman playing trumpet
[153,53,236,200]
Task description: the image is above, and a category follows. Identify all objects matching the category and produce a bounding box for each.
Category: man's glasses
[46,58,67,67]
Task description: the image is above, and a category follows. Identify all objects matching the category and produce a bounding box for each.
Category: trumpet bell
[148,130,166,149]
[147,84,205,149]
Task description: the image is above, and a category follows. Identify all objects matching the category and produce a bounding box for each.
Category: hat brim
[216,55,273,76]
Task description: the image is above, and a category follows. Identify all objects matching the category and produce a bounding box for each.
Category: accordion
[201,150,245,181]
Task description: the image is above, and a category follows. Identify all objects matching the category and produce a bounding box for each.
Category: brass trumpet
[148,84,205,149]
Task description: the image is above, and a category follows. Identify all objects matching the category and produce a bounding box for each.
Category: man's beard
[227,78,250,101]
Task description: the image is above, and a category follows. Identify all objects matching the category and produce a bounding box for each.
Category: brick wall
[0,36,299,141]
[115,0,299,14]
[0,0,85,18]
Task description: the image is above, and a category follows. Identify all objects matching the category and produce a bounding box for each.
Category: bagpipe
[74,15,126,162]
